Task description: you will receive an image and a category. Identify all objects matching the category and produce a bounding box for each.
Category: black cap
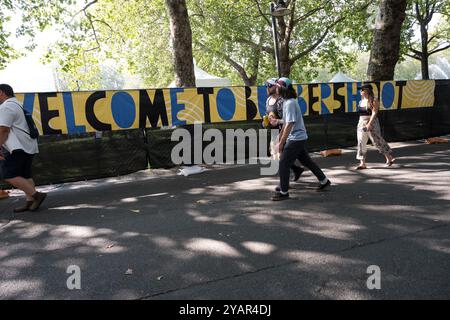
[357,84,374,91]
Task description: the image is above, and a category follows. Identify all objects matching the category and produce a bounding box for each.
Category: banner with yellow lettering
[14,80,436,135]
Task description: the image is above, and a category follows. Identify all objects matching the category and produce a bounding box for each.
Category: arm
[277,100,297,152]
[269,113,282,127]
[278,122,294,153]
[366,99,379,130]
[269,98,284,127]
[278,125,285,140]
[269,116,284,127]
[0,126,10,160]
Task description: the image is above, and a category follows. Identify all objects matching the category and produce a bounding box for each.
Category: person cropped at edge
[0,84,47,212]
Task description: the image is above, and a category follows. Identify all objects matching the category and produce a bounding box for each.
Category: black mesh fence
[145,80,450,167]
[1,130,149,187]
[145,128,177,169]
[1,80,449,187]
[145,122,270,168]
[430,80,450,137]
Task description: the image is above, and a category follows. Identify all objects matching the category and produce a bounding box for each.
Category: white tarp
[329,71,356,83]
[169,65,231,88]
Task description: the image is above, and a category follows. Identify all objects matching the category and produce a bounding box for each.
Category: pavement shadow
[0,141,449,299]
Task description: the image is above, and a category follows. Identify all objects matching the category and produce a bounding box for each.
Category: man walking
[0,84,46,212]
[271,78,331,201]
[263,78,304,180]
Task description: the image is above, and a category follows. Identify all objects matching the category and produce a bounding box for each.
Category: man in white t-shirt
[0,84,47,212]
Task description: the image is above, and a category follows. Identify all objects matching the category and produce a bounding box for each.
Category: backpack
[10,101,40,139]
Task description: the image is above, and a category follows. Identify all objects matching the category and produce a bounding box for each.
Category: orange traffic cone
[426,137,448,144]
[320,149,342,157]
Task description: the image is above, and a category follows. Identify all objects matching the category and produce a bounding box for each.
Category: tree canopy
[403,0,450,79]
[0,0,448,88]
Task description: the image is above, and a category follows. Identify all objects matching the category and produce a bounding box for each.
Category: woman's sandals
[385,158,396,167]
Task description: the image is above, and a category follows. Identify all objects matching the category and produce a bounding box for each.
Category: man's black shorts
[2,149,35,179]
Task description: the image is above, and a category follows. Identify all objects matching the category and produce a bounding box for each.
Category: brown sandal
[356,165,367,170]
[385,158,396,167]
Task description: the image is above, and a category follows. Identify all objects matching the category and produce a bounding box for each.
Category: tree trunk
[420,23,430,79]
[165,0,196,87]
[279,41,291,77]
[277,15,291,77]
[420,58,430,80]
[367,0,408,81]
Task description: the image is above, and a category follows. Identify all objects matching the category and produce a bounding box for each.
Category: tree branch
[415,2,424,24]
[83,8,101,50]
[91,18,125,44]
[408,46,423,56]
[404,52,422,61]
[290,15,344,63]
[253,0,271,26]
[427,34,437,44]
[293,0,331,25]
[234,37,273,55]
[196,42,251,84]
[428,43,450,55]
[69,0,98,23]
[285,0,297,44]
[289,0,372,63]
[249,27,266,84]
[425,1,436,24]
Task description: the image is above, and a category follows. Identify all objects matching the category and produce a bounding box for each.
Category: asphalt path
[0,140,449,299]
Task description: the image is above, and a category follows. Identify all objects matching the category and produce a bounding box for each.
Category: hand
[276,141,285,154]
[275,142,280,154]
[269,117,279,127]
[366,124,373,131]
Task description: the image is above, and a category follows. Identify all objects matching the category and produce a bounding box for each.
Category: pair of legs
[5,177,36,201]
[279,140,328,193]
[357,117,394,168]
[5,176,46,212]
[2,150,46,212]
[270,129,303,178]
